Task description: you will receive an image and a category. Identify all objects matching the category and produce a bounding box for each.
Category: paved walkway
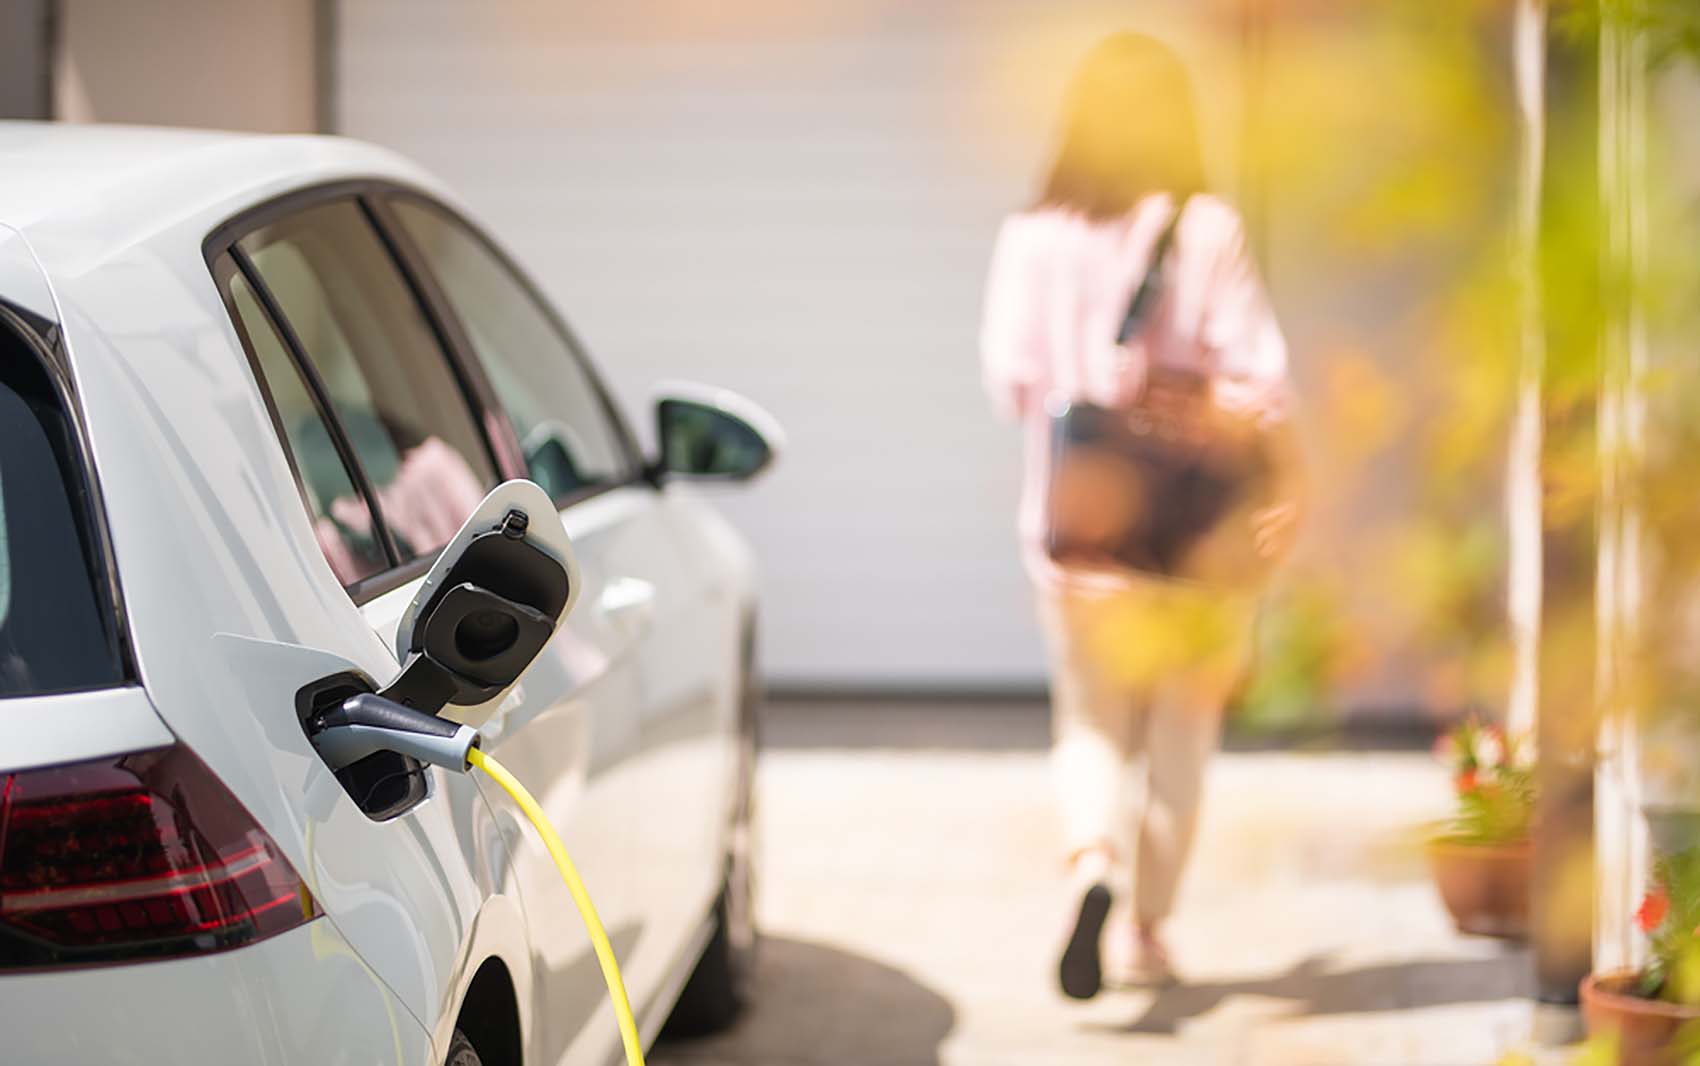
[654,701,1538,1066]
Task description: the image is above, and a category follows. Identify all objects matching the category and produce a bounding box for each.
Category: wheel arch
[455,956,523,1066]
[438,891,533,1064]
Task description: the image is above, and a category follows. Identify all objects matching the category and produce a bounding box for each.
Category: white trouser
[1039,579,1254,924]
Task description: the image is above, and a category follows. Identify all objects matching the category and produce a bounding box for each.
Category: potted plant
[1425,719,1534,938]
[1582,848,1700,1066]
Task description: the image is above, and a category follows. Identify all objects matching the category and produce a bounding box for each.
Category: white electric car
[0,123,774,1066]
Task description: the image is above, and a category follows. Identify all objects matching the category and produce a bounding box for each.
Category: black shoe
[1057,882,1112,1000]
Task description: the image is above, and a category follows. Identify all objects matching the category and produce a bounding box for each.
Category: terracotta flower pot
[1581,970,1700,1066]
[1425,836,1530,939]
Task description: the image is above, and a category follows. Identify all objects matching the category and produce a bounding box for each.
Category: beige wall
[55,0,318,132]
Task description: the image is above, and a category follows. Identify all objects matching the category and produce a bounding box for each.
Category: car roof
[0,122,445,278]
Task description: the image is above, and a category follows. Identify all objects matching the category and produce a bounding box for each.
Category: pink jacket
[979,193,1290,577]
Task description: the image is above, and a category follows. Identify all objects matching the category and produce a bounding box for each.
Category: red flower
[1454,769,1478,795]
[1637,887,1670,933]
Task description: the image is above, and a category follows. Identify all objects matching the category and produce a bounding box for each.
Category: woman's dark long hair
[1036,33,1208,220]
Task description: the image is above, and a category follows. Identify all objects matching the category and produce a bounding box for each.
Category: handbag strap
[1115,196,1189,345]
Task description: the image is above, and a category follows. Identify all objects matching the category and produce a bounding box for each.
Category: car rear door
[375,193,729,1056]
[207,195,519,1041]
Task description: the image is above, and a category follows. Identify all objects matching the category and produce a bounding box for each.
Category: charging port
[296,672,428,821]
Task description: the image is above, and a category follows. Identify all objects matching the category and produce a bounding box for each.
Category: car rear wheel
[662,630,760,1037]
[446,1029,482,1066]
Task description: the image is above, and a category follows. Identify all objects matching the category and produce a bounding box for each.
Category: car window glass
[239,200,497,564]
[224,261,389,585]
[391,198,630,501]
[0,329,126,696]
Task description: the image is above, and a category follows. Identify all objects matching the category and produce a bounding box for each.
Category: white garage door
[334,1,1235,688]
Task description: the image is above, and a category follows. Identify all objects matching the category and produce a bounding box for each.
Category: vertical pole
[314,0,338,134]
[0,0,54,120]
[1530,3,1601,1011]
[1506,0,1544,744]
[1591,7,1650,977]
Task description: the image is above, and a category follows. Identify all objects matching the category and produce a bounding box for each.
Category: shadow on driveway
[1106,949,1532,1035]
[654,936,955,1065]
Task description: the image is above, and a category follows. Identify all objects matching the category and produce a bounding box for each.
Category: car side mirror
[653,383,783,482]
[382,480,579,714]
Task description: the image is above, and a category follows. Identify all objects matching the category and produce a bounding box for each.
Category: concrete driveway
[653,700,1534,1066]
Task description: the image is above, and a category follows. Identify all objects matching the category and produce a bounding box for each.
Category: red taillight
[0,745,320,969]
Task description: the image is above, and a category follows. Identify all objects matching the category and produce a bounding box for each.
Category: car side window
[0,327,128,696]
[219,255,390,585]
[237,199,498,565]
[390,198,632,502]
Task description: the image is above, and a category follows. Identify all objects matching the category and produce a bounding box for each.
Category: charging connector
[308,693,480,774]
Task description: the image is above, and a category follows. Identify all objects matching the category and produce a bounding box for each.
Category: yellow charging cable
[467,747,646,1066]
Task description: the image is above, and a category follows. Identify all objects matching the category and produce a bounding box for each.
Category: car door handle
[597,576,656,634]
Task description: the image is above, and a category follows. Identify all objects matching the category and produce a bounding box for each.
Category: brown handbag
[1043,204,1279,588]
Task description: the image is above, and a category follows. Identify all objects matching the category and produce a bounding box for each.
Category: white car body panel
[0,123,757,1066]
[0,687,175,772]
[6,922,434,1066]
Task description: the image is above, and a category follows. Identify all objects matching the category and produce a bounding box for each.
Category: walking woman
[980,33,1300,999]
